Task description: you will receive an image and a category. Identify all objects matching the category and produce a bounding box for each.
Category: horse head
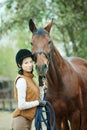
[29,19,53,76]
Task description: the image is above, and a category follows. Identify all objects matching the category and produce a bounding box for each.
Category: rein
[35,76,57,130]
[35,101,57,130]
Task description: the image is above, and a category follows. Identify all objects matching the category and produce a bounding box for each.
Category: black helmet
[16,49,33,66]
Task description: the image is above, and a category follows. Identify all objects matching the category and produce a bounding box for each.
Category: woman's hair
[18,67,33,75]
[18,68,23,75]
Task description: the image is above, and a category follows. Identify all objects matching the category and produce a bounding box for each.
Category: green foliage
[0,0,47,34]
[0,43,16,79]
[0,0,87,78]
[52,0,87,59]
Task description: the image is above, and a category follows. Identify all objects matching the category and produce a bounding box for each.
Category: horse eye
[48,41,52,44]
[33,54,37,62]
[31,42,33,45]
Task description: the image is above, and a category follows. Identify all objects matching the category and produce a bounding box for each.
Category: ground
[0,111,12,130]
[0,111,46,130]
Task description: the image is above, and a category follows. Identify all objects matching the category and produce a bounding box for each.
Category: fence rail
[0,98,16,111]
[0,87,16,111]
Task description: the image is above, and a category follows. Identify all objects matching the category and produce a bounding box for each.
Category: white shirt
[16,78,39,110]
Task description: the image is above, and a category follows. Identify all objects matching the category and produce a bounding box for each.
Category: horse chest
[46,92,80,117]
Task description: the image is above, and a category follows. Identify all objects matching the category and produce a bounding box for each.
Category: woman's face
[22,57,33,73]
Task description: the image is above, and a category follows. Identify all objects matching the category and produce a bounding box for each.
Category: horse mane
[47,44,66,96]
[33,27,48,35]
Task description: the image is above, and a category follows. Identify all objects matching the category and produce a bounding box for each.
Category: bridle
[32,40,53,63]
[31,30,53,86]
[32,40,53,86]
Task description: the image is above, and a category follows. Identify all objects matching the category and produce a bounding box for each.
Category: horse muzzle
[36,63,48,76]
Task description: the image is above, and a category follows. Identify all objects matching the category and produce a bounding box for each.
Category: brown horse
[29,19,87,130]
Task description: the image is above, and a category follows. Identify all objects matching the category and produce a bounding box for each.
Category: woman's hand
[39,100,47,106]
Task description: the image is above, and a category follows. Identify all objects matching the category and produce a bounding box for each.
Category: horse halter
[32,40,53,63]
[32,40,53,86]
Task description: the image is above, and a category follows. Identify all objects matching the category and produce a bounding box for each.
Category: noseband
[33,40,53,63]
[36,50,50,61]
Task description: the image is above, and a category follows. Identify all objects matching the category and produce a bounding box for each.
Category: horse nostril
[36,64,39,71]
[44,64,47,69]
[43,64,47,70]
[36,64,41,72]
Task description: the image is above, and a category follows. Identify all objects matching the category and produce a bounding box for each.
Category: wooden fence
[0,77,16,111]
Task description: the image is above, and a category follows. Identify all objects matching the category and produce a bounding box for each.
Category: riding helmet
[16,49,33,66]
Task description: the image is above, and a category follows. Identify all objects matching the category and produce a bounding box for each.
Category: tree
[1,0,87,58]
[0,0,87,78]
[48,0,87,58]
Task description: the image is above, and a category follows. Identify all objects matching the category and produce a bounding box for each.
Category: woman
[12,49,46,130]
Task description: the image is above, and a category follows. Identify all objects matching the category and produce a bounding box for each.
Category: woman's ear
[18,64,21,68]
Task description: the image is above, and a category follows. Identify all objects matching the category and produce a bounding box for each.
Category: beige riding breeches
[12,116,32,130]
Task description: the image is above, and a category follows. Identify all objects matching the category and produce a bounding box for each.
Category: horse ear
[29,19,37,33]
[44,21,53,33]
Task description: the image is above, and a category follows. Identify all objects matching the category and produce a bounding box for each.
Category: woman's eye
[30,60,33,63]
[25,62,28,64]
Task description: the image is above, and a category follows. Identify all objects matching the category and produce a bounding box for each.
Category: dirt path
[0,111,46,130]
[0,111,12,130]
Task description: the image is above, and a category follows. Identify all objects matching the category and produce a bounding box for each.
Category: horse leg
[81,110,87,130]
[56,117,70,130]
[61,118,70,130]
[56,117,62,130]
[70,110,80,130]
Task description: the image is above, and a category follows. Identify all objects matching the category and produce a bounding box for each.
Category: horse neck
[47,45,66,95]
